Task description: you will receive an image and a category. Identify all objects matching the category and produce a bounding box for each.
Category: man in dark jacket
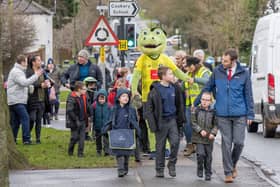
[145,66,186,178]
[194,48,254,183]
[61,49,103,90]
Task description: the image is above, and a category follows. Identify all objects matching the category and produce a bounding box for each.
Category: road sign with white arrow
[109,1,139,17]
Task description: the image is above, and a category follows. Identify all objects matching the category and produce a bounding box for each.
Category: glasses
[201,98,211,102]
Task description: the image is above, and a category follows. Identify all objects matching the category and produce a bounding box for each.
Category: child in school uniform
[192,92,217,181]
[103,88,140,177]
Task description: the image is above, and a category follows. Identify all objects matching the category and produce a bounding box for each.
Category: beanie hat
[47,58,54,64]
[78,49,89,60]
[186,57,200,67]
[116,88,130,99]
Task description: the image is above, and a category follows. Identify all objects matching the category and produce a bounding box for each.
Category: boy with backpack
[66,81,92,157]
[192,92,217,181]
[145,66,185,178]
[103,88,141,177]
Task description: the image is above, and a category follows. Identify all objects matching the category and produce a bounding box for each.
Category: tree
[0,3,33,187]
[140,0,267,58]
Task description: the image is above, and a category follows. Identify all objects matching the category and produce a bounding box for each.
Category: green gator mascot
[131,27,190,102]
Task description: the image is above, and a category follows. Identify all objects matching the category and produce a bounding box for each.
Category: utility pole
[97,0,107,89]
[120,16,126,67]
[72,0,78,58]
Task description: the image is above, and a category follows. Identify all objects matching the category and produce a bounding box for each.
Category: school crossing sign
[85,16,119,46]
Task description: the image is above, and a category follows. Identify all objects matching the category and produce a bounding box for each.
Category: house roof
[2,0,54,15]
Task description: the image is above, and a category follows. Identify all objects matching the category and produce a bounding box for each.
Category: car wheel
[247,122,258,133]
[263,117,276,138]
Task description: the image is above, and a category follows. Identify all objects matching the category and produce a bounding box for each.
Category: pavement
[9,110,274,187]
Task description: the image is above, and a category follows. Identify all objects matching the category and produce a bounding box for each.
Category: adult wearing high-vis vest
[183,57,211,156]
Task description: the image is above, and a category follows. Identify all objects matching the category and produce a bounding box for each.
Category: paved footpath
[9,111,274,187]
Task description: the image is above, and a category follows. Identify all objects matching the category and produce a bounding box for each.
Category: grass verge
[16,128,116,169]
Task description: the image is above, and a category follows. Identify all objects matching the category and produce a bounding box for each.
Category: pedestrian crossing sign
[118,40,128,51]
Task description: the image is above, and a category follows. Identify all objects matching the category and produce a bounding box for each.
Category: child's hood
[96,89,108,98]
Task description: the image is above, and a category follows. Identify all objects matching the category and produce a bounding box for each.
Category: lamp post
[175,28,180,49]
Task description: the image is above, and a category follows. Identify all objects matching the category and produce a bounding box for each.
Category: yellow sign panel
[118,40,128,51]
[100,46,105,63]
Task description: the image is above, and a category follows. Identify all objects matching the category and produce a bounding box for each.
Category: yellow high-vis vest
[184,66,211,106]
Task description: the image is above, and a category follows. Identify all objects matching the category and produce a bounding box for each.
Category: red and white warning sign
[85,16,119,46]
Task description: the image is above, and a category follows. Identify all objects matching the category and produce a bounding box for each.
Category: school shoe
[97,151,102,156]
[167,162,176,177]
[224,175,234,183]
[205,175,211,181]
[197,169,203,178]
[156,170,164,178]
[78,153,84,158]
[118,170,126,177]
[232,167,237,178]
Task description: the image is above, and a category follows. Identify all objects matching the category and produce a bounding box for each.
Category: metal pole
[120,17,125,67]
[98,0,106,89]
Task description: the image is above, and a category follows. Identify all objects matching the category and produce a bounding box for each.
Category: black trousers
[29,102,44,141]
[196,143,213,176]
[68,122,86,155]
[95,130,109,154]
[138,107,150,152]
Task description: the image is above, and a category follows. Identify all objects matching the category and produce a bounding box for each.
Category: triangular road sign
[85,16,119,46]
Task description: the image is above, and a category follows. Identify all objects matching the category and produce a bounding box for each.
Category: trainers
[224,175,234,183]
[36,140,41,144]
[232,168,237,178]
[156,170,164,178]
[55,115,58,120]
[23,141,32,145]
[167,163,176,177]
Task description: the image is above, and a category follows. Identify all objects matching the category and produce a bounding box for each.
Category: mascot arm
[173,68,190,82]
[131,69,142,95]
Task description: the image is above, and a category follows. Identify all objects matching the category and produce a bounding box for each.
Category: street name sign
[109,1,139,17]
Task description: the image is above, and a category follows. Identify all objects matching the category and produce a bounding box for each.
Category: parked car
[249,13,280,138]
[166,35,181,46]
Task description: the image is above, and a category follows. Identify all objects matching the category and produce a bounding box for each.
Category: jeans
[9,104,30,143]
[50,94,60,115]
[184,107,192,144]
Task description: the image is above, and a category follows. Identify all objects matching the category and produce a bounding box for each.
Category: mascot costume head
[131,27,189,102]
